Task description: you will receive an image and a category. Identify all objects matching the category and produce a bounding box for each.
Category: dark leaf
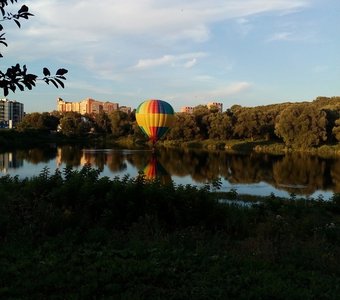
[0,41,8,47]
[43,67,50,76]
[0,24,3,31]
[18,5,29,14]
[9,85,16,93]
[0,8,4,17]
[54,78,64,88]
[50,79,59,88]
[56,68,68,76]
[20,12,34,19]
[4,86,8,96]
[14,19,21,28]
[15,82,24,91]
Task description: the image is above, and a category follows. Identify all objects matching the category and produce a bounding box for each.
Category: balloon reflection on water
[142,155,172,184]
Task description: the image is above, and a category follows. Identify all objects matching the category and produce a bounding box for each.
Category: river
[1,145,339,199]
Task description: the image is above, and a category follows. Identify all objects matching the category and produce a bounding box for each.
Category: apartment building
[0,98,24,128]
[207,102,223,113]
[180,102,223,114]
[57,97,120,115]
[180,106,194,114]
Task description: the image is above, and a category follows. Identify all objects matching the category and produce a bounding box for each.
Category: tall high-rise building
[0,98,24,128]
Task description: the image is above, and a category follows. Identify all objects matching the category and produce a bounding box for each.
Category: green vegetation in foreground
[0,166,340,299]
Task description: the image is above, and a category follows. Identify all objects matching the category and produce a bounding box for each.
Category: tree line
[16,96,340,149]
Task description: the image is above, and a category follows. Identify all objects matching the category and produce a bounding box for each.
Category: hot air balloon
[135,99,174,146]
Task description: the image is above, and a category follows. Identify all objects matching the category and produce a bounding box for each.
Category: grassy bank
[0,166,339,299]
[0,129,95,150]
[161,139,340,157]
[2,129,340,157]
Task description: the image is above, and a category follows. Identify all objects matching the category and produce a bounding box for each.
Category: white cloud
[173,81,252,102]
[21,0,311,44]
[184,58,197,69]
[209,81,252,97]
[268,31,293,41]
[133,52,206,70]
[267,30,316,42]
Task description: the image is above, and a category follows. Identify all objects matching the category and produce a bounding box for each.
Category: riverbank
[160,138,340,157]
[0,169,339,299]
[2,129,340,157]
[0,129,95,150]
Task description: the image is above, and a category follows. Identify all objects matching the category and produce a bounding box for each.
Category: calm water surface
[1,145,339,199]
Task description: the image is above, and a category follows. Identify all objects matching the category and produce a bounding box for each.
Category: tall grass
[0,166,339,299]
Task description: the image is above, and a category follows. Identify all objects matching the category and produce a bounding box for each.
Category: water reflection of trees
[224,153,277,185]
[106,152,127,173]
[57,146,83,167]
[16,147,57,164]
[272,154,327,194]
[330,160,340,193]
[159,149,338,195]
[2,146,340,196]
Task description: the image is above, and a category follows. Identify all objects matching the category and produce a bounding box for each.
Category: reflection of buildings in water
[56,147,106,168]
[55,147,127,172]
[56,148,62,168]
[0,152,23,173]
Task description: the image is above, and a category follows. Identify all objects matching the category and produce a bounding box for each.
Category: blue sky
[2,0,339,113]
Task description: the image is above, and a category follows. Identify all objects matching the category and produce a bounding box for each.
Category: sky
[2,0,340,113]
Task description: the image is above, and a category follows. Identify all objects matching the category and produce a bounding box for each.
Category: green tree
[16,112,59,132]
[275,104,328,148]
[93,111,111,133]
[109,110,131,138]
[0,0,67,96]
[332,119,340,142]
[193,105,210,139]
[207,112,233,140]
[59,112,92,137]
[167,113,199,141]
[233,108,262,140]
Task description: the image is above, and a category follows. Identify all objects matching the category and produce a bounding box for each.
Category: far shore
[1,129,340,158]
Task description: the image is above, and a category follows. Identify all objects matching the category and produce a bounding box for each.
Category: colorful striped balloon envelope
[135,99,175,144]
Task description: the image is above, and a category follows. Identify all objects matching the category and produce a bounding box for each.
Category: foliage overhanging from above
[0,0,67,96]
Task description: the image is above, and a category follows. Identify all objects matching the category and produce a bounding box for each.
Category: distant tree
[109,110,131,138]
[275,104,328,148]
[332,119,340,142]
[0,0,67,96]
[17,112,59,132]
[93,111,111,133]
[59,112,92,137]
[233,108,262,140]
[207,112,233,140]
[193,105,210,139]
[167,113,199,141]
